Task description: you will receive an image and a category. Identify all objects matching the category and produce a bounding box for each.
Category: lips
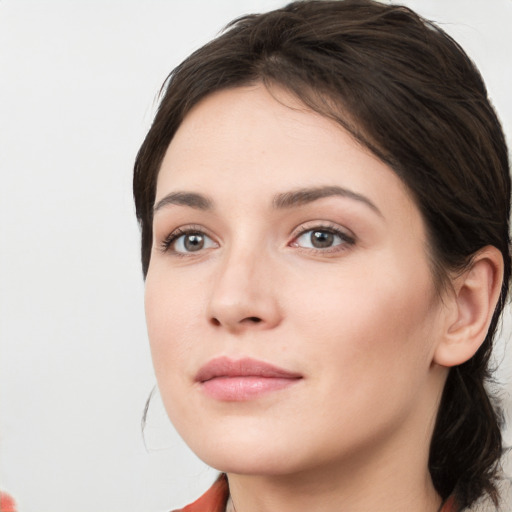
[195,357,302,401]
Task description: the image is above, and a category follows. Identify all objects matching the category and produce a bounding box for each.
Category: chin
[183,430,306,476]
[207,453,301,477]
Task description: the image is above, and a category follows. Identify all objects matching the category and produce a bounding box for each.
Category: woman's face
[145,84,449,476]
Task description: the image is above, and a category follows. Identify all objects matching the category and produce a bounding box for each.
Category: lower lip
[200,376,300,401]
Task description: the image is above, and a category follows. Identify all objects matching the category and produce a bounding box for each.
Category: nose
[207,247,282,333]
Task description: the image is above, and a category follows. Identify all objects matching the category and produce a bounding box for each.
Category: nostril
[209,316,263,327]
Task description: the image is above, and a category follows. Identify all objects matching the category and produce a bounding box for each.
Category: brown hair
[133,0,511,507]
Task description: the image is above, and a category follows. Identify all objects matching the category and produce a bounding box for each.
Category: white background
[0,1,511,511]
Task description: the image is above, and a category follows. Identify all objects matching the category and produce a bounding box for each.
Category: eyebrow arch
[273,185,382,217]
[153,191,213,213]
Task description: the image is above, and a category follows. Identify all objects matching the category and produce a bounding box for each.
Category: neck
[227,455,442,512]
[226,464,441,512]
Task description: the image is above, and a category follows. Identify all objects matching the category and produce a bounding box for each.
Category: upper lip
[195,356,302,382]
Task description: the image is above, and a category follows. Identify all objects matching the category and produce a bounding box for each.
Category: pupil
[311,231,333,248]
[184,233,204,251]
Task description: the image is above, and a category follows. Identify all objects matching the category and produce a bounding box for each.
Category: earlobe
[433,246,504,368]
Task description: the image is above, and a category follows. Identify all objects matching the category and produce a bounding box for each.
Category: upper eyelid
[161,224,215,240]
[161,221,353,238]
[291,221,355,239]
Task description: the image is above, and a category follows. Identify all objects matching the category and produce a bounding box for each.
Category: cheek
[284,266,440,453]
[287,253,438,388]
[144,268,219,443]
[144,269,197,382]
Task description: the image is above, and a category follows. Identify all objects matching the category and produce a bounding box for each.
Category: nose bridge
[207,238,280,331]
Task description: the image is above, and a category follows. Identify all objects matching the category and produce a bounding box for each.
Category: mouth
[195,356,303,401]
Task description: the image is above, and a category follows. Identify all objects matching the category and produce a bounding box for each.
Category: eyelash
[158,223,355,256]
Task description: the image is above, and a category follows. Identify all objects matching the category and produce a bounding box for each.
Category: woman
[133,1,510,510]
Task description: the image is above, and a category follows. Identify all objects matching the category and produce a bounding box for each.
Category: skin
[144,84,479,511]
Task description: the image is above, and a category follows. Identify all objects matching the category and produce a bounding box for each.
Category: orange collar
[177,474,229,512]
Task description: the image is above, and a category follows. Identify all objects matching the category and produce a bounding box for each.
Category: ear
[433,246,504,367]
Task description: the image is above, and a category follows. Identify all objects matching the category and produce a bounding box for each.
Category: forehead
[156,84,417,222]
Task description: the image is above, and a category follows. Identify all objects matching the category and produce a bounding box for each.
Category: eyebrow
[273,185,382,217]
[153,191,213,213]
[153,185,382,217]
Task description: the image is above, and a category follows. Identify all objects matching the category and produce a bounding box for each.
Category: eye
[162,229,218,254]
[292,226,354,251]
